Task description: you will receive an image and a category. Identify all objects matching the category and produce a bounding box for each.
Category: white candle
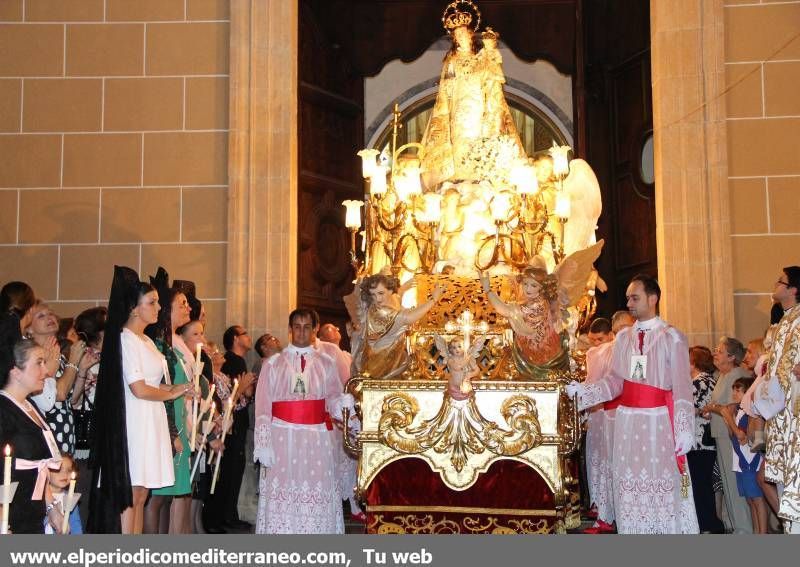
[229,378,240,406]
[161,357,171,385]
[195,343,202,367]
[204,403,216,430]
[1,445,10,535]
[61,472,76,535]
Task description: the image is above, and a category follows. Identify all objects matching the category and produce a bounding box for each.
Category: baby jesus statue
[435,335,486,401]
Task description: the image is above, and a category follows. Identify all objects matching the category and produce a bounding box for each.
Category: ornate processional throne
[340,0,602,534]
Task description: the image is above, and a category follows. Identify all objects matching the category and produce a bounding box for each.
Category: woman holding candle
[143,269,194,534]
[44,453,82,534]
[178,317,222,534]
[0,339,64,534]
[87,266,192,534]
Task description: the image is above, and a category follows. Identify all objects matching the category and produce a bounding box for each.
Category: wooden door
[584,0,655,314]
[298,1,365,345]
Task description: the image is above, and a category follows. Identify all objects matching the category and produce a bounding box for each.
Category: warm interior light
[357,149,379,179]
[370,165,388,196]
[342,200,364,229]
[418,193,442,223]
[394,164,422,202]
[555,193,571,219]
[511,161,539,195]
[549,142,571,178]
[490,192,512,221]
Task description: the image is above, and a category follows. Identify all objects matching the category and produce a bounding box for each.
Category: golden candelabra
[343,106,576,277]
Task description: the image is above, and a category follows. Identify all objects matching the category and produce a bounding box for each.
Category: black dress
[0,393,57,534]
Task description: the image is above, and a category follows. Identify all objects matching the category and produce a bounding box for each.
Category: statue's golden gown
[420,46,524,190]
[356,305,410,380]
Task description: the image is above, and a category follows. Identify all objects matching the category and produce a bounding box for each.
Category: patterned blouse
[45,355,75,454]
[692,371,716,451]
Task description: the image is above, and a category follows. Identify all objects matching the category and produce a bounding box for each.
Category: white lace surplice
[253,347,345,534]
[315,342,359,503]
[584,341,616,524]
[578,318,699,534]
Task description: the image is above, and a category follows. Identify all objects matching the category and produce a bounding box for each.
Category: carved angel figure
[434,334,487,400]
[481,241,604,379]
[345,273,444,380]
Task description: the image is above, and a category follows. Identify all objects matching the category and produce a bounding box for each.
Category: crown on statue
[442,0,481,33]
[481,27,499,41]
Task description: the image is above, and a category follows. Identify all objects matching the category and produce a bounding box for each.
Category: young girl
[708,377,767,534]
[45,453,83,534]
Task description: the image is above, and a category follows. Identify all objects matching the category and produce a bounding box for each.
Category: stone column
[227,0,298,343]
[650,0,734,345]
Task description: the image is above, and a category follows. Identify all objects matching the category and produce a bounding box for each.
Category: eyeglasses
[776,279,790,287]
[236,331,248,337]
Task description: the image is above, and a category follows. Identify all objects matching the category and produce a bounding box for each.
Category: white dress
[120,328,174,489]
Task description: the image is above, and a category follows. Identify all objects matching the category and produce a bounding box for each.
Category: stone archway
[225,0,736,345]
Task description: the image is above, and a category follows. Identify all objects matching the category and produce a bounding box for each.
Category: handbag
[73,387,94,452]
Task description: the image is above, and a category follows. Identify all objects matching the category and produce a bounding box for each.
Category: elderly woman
[703,336,753,534]
[0,339,64,533]
[26,302,98,454]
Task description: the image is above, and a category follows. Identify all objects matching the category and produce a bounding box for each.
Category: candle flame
[3,445,9,457]
[70,472,76,481]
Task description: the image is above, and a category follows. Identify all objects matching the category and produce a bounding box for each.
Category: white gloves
[565,381,584,398]
[674,431,694,456]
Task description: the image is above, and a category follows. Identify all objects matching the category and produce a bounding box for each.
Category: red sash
[618,380,686,476]
[603,398,621,411]
[273,399,325,424]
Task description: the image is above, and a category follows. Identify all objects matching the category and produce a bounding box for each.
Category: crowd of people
[0,268,359,535]
[1,264,799,535]
[569,266,800,534]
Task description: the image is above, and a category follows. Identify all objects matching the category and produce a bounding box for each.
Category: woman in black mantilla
[87,266,192,534]
[0,339,65,534]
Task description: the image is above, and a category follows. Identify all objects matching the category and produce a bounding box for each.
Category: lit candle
[512,162,539,195]
[342,200,364,229]
[555,193,571,219]
[191,348,202,450]
[370,165,388,196]
[357,149,379,179]
[2,445,10,535]
[61,472,76,535]
[490,192,512,221]
[549,142,572,178]
[204,402,216,430]
[394,164,422,202]
[418,193,442,223]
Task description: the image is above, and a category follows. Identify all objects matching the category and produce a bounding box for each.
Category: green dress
[152,346,192,496]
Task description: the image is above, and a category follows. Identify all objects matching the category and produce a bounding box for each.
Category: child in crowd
[708,377,767,534]
[44,453,83,534]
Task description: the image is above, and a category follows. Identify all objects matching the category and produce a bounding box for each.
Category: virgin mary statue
[420,1,525,190]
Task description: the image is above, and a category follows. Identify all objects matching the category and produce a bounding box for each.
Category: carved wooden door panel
[584,0,655,314]
[298,1,364,345]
